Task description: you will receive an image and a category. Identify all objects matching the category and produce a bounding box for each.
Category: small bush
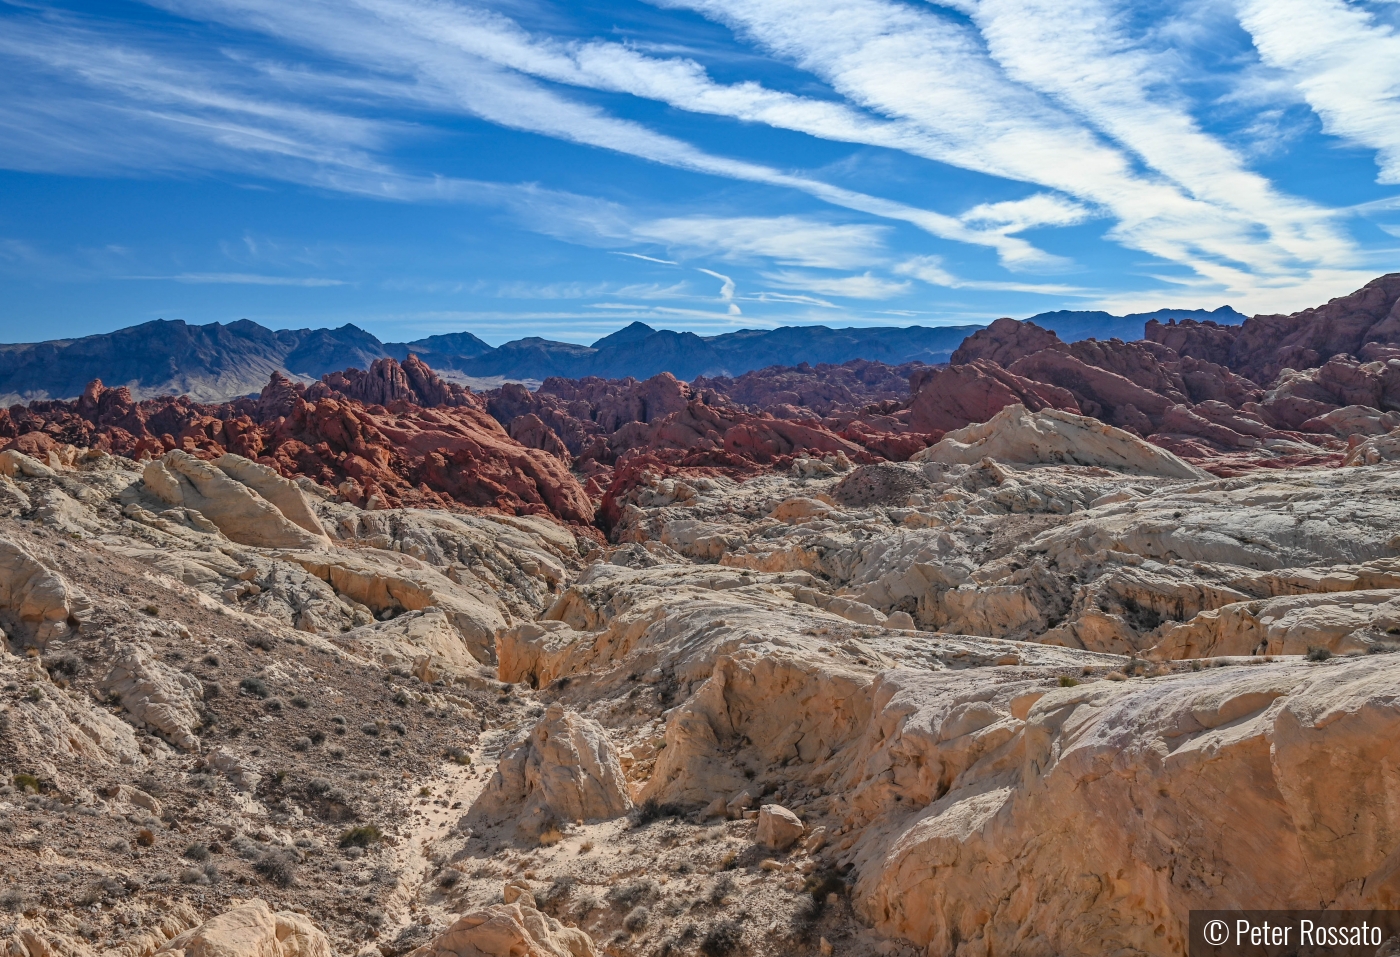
[45,654,82,677]
[184,842,210,862]
[1057,675,1079,688]
[1307,647,1333,662]
[624,906,651,933]
[291,695,310,708]
[0,888,23,912]
[13,773,40,794]
[264,698,283,713]
[180,864,217,886]
[329,747,346,760]
[393,690,411,707]
[609,878,660,910]
[631,797,686,827]
[310,729,327,745]
[360,722,379,737]
[293,736,312,752]
[446,748,471,765]
[136,829,156,847]
[254,850,298,887]
[700,920,744,957]
[248,634,276,652]
[339,825,383,848]
[239,677,270,699]
[438,870,461,889]
[389,722,406,736]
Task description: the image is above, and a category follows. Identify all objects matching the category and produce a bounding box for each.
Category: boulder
[914,404,1208,479]
[0,538,91,647]
[1345,428,1400,466]
[409,900,597,957]
[155,899,331,957]
[756,804,804,851]
[476,703,632,834]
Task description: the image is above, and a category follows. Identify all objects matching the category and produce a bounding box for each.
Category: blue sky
[3,0,1400,346]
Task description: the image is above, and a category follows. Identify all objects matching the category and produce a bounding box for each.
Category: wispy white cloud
[138,272,351,285]
[696,267,741,314]
[894,255,1091,295]
[632,215,888,269]
[613,252,679,265]
[1236,0,1400,183]
[656,0,1361,300]
[762,270,912,299]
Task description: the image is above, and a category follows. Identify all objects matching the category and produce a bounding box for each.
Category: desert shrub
[13,774,40,794]
[438,870,461,889]
[339,825,383,848]
[389,722,406,736]
[0,888,23,912]
[1307,647,1333,662]
[239,677,270,699]
[360,722,379,737]
[291,695,311,708]
[631,797,686,827]
[393,690,411,707]
[624,906,651,933]
[709,875,736,905]
[136,829,155,847]
[700,920,743,957]
[264,698,283,713]
[254,851,298,887]
[609,878,660,910]
[45,654,81,677]
[293,736,312,752]
[1058,675,1079,688]
[181,863,219,885]
[184,842,210,862]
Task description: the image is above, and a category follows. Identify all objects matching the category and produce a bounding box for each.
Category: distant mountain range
[0,305,1247,404]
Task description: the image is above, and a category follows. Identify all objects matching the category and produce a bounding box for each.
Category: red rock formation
[1,361,594,525]
[1147,273,1400,384]
[906,360,1079,433]
[950,317,1062,366]
[693,359,927,416]
[1228,273,1400,382]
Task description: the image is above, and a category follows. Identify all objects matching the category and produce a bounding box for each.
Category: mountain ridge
[0,306,1245,404]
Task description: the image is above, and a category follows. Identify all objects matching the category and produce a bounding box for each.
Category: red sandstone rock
[949,317,1062,366]
[906,359,1079,433]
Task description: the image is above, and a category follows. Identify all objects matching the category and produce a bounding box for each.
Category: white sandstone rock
[477,703,632,835]
[155,899,331,957]
[101,646,203,751]
[914,404,1208,479]
[409,900,597,957]
[756,804,804,851]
